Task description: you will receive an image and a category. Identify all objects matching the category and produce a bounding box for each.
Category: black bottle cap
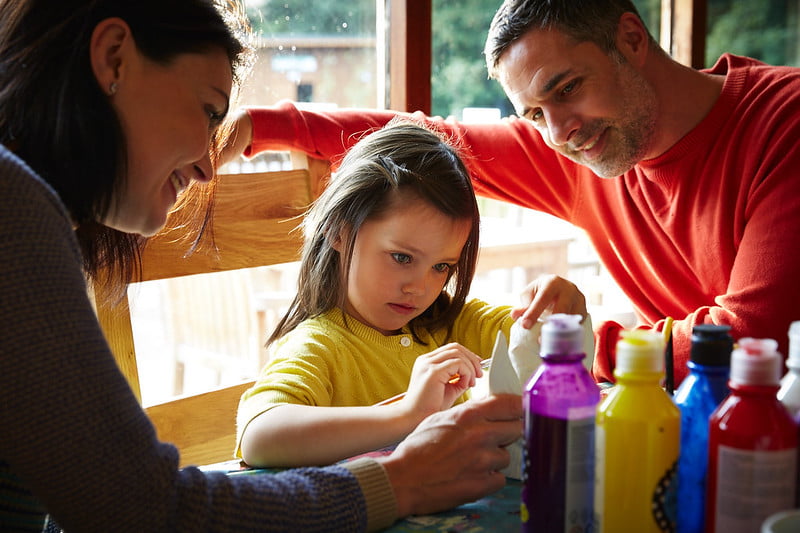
[691,324,733,366]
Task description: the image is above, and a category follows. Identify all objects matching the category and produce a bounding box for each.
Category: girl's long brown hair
[267,120,481,347]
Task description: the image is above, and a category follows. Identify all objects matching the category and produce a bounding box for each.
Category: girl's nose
[401,276,426,296]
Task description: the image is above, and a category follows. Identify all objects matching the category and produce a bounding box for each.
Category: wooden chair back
[94,158,328,467]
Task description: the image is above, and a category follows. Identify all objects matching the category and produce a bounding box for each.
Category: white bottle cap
[540,313,584,357]
[615,330,664,374]
[787,321,800,370]
[730,337,781,386]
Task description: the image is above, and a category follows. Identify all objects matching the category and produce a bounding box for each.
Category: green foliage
[706,0,797,67]
[432,0,513,118]
[633,0,661,42]
[246,0,376,37]
[243,0,800,118]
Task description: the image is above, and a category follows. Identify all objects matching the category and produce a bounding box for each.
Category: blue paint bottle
[673,324,732,533]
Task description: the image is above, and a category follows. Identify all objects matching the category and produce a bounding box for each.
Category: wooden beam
[387,0,432,113]
[663,0,707,68]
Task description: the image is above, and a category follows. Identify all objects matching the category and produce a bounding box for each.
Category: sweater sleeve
[245,102,580,220]
[448,299,515,358]
[0,149,394,532]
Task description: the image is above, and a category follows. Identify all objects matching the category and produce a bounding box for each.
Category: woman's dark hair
[0,0,252,297]
[484,0,656,78]
[267,120,481,346]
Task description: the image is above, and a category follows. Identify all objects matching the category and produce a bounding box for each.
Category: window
[297,83,313,102]
[238,0,379,108]
[706,0,799,67]
[131,1,381,406]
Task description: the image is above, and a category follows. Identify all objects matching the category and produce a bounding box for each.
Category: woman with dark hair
[0,1,522,531]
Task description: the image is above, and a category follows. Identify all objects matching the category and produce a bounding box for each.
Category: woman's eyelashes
[206,106,227,129]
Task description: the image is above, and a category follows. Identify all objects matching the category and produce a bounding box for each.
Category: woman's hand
[512,274,587,329]
[378,393,523,518]
[400,343,484,419]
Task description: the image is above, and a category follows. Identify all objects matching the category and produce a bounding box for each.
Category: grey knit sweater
[0,145,396,532]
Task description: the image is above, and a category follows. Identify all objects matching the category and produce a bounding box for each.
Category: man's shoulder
[710,53,800,83]
[709,54,800,128]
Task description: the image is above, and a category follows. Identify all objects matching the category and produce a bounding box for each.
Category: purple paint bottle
[521,314,600,532]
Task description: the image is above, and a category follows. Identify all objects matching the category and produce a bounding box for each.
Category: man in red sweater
[221,0,800,386]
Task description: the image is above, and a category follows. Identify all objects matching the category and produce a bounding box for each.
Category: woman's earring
[108,82,118,96]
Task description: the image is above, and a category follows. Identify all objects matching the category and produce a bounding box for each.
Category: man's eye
[561,80,578,96]
[392,253,411,264]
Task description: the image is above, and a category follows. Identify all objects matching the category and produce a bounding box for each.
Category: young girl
[237,121,572,468]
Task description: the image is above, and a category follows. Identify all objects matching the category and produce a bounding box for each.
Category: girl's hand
[401,343,484,420]
[512,274,587,329]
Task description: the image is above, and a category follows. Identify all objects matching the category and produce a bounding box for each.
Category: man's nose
[544,108,580,147]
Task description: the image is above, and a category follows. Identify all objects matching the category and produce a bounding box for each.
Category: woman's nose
[186,151,214,184]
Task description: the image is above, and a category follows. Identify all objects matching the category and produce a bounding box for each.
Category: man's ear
[89,18,133,95]
[615,12,650,67]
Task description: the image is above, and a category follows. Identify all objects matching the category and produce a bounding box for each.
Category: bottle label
[567,405,598,420]
[522,414,596,532]
[594,404,680,532]
[594,423,606,527]
[564,415,596,531]
[652,461,677,531]
[713,445,797,533]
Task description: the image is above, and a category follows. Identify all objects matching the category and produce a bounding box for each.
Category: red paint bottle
[705,338,798,533]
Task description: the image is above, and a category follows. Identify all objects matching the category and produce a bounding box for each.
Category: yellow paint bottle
[594,330,680,532]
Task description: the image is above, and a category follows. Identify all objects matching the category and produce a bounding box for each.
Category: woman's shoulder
[0,144,70,221]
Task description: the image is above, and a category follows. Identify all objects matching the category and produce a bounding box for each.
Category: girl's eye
[391,253,412,265]
[434,263,452,273]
